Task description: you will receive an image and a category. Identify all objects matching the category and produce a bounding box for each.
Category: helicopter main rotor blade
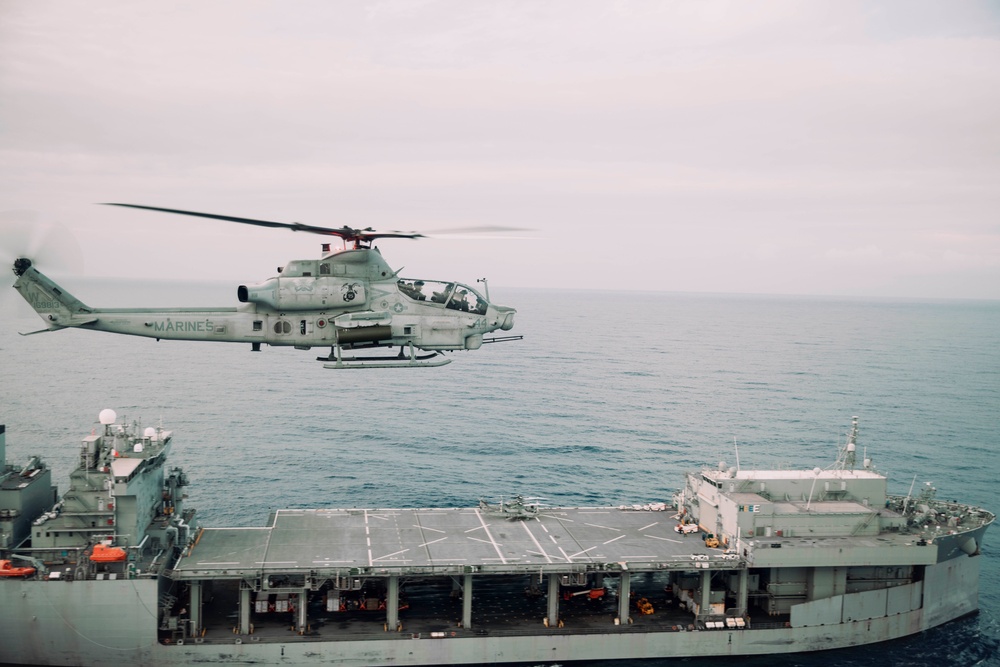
[103,203,423,243]
[424,225,533,235]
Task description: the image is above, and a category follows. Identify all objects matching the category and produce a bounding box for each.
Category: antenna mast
[837,416,859,470]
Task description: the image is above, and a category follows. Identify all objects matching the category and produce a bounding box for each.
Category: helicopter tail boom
[11,259,96,331]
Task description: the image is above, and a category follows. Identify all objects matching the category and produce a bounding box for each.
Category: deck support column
[297,591,308,633]
[617,571,631,624]
[189,581,202,637]
[239,585,251,634]
[462,574,473,629]
[736,568,749,616]
[547,573,560,627]
[699,569,711,618]
[386,575,400,631]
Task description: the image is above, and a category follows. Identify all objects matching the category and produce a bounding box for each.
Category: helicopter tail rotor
[1,212,85,276]
[3,212,86,316]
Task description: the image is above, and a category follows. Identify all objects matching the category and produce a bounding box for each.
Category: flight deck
[173,506,731,580]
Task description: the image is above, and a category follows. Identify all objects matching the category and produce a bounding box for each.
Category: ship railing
[745,620,789,630]
[177,618,773,645]
[170,560,747,583]
[179,625,719,644]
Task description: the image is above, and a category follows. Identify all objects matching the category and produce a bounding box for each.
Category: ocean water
[1,285,998,666]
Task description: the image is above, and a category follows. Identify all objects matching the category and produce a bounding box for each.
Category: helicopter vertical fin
[11,260,95,329]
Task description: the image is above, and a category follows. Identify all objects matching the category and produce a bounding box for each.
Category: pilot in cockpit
[450,289,470,312]
[400,280,426,301]
[432,283,454,304]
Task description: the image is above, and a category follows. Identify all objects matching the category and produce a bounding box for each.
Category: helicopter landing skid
[320,344,452,370]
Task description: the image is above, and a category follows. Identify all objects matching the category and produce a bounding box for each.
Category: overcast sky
[2,1,999,300]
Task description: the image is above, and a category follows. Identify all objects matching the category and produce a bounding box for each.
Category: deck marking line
[473,508,507,565]
[558,546,572,562]
[257,561,298,565]
[373,548,411,561]
[520,521,553,564]
[568,545,600,559]
[602,535,627,545]
[418,525,446,534]
[413,510,441,562]
[584,523,618,531]
[417,537,448,549]
[639,522,659,531]
[196,561,239,565]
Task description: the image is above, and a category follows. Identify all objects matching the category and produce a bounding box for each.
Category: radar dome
[98,409,117,425]
[144,427,156,439]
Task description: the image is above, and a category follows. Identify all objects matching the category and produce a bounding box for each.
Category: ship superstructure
[0,414,992,666]
[679,418,991,628]
[26,409,194,565]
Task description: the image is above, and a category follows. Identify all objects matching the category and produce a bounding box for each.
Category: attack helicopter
[10,204,519,369]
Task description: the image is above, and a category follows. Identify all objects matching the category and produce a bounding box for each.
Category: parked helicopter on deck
[478,495,546,521]
[10,204,519,369]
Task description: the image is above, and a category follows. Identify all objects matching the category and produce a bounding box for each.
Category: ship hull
[0,552,981,666]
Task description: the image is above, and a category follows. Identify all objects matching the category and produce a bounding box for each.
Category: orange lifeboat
[0,559,36,577]
[90,543,127,563]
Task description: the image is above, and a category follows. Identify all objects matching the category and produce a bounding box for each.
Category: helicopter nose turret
[489,305,515,332]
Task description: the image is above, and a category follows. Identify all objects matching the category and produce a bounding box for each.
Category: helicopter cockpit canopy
[397,279,488,315]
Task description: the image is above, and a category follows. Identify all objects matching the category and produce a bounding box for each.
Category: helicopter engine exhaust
[336,325,392,345]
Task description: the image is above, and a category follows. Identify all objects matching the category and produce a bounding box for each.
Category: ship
[0,413,993,666]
